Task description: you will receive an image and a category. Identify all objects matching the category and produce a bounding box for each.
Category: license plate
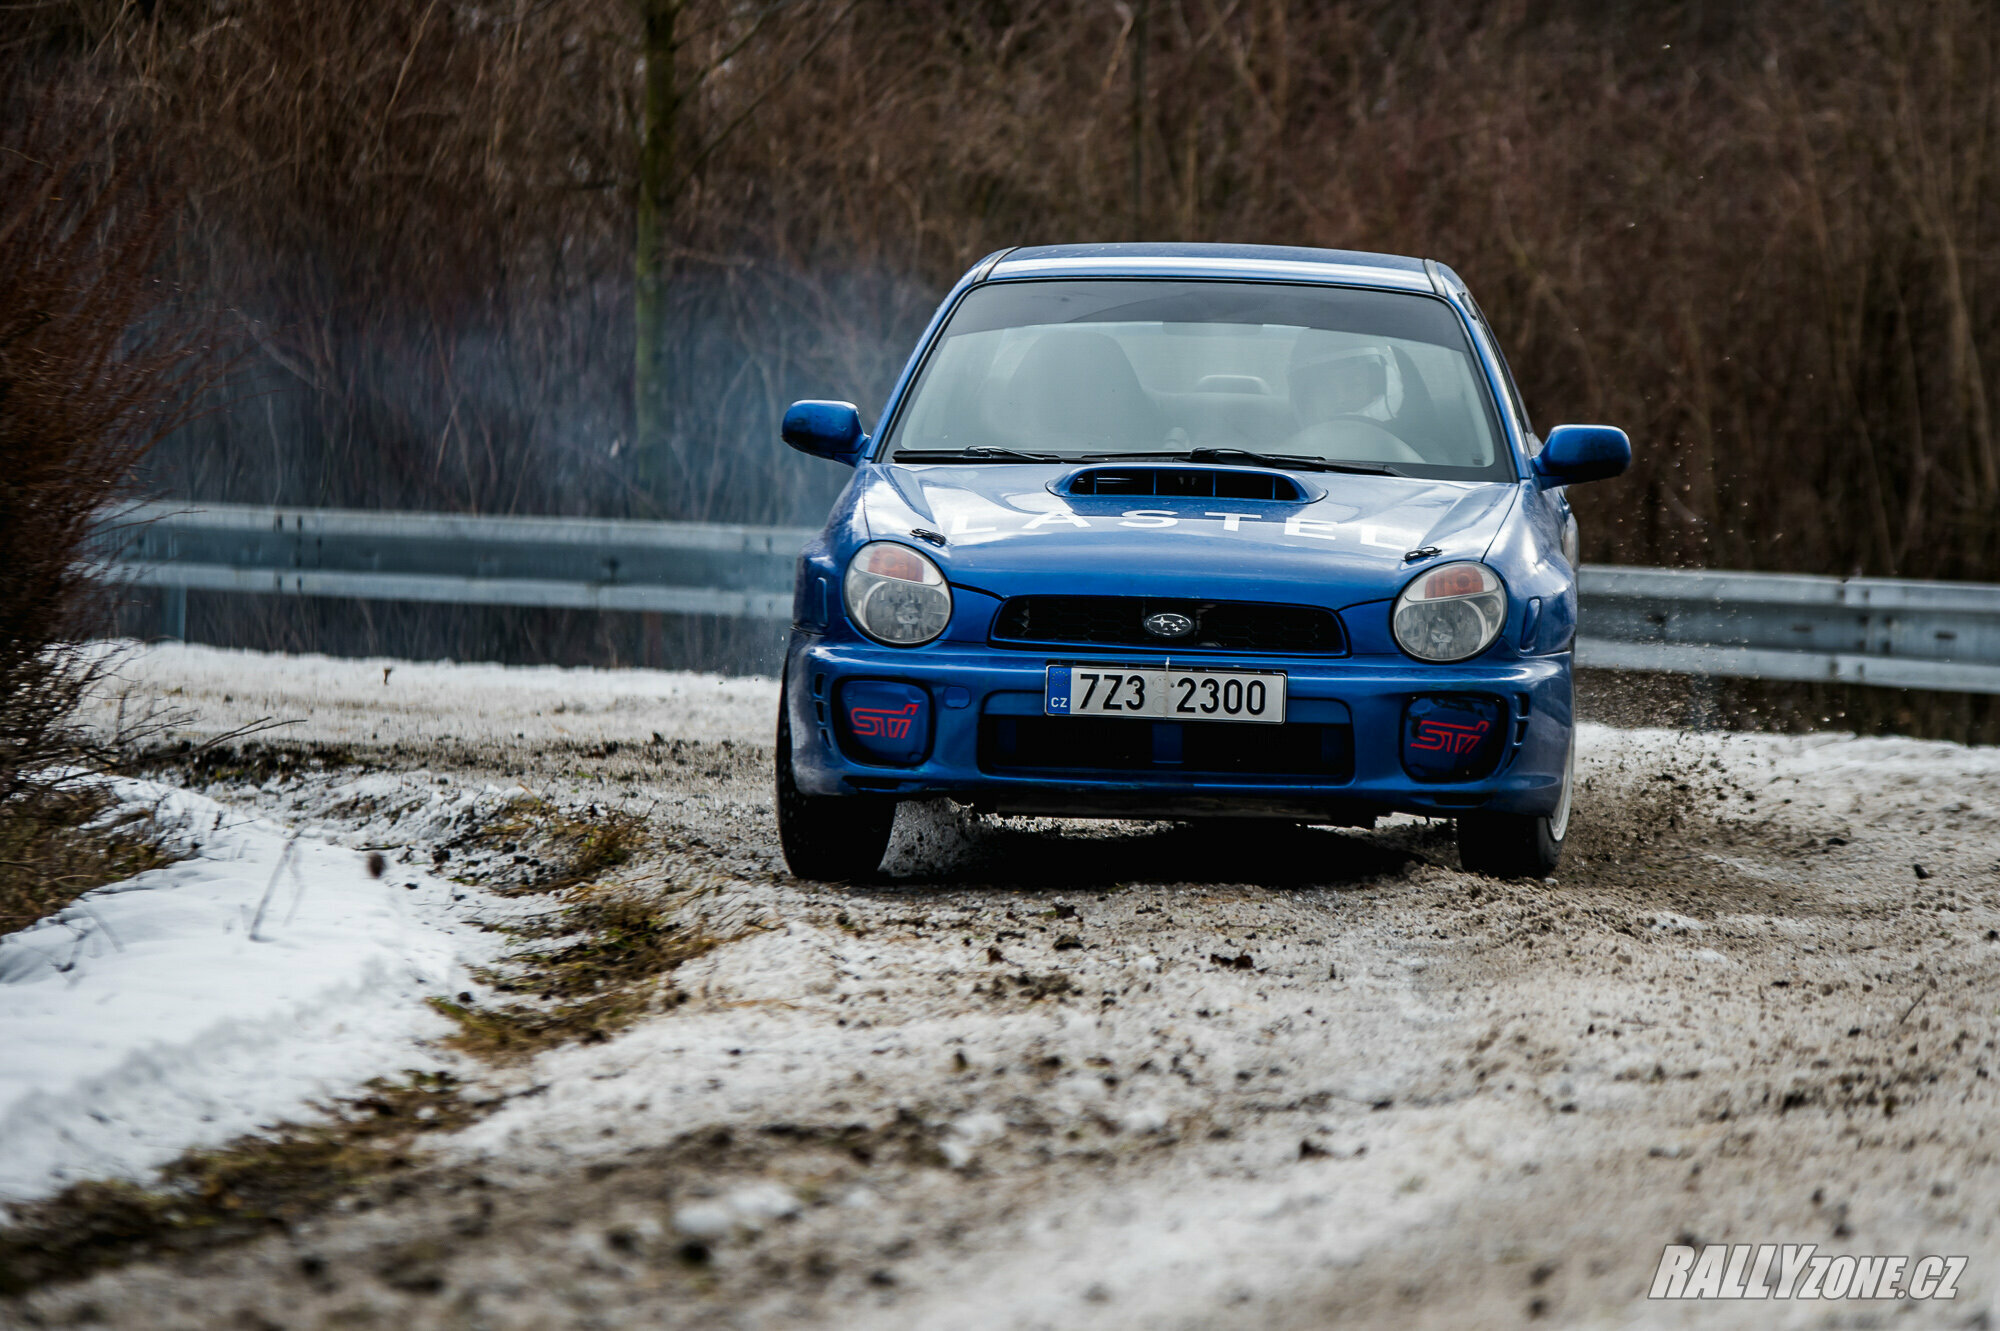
[1044,665,1286,724]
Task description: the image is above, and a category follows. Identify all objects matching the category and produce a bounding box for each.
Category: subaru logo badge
[1143,611,1195,639]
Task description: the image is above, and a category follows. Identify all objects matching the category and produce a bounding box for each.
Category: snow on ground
[0,776,507,1207]
[3,642,775,1211]
[80,641,777,747]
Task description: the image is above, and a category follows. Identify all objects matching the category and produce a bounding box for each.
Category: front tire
[775,689,895,881]
[1455,730,1574,878]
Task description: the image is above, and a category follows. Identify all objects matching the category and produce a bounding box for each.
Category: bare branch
[673,0,858,195]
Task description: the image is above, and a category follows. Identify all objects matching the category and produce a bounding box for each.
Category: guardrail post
[159,585,187,641]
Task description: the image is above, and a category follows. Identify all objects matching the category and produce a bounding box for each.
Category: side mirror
[783,400,867,465]
[1533,424,1631,488]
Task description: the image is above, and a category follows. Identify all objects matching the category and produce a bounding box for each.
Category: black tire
[1455,731,1574,878]
[774,689,895,881]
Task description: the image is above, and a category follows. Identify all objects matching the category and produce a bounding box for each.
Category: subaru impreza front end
[773,243,1629,880]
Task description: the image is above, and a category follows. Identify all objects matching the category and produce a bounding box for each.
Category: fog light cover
[1402,695,1504,782]
[836,680,932,766]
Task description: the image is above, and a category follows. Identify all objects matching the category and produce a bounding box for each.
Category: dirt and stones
[8,645,1999,1328]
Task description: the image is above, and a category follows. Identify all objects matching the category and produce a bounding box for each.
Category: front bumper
[784,635,1572,822]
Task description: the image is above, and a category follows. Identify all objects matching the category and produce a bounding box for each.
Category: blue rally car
[773,243,1629,880]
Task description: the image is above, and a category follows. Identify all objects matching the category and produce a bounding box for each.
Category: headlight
[1392,561,1507,662]
[843,541,952,646]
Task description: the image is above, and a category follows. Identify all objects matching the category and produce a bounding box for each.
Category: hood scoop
[1056,465,1311,502]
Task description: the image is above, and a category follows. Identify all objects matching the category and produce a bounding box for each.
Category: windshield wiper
[892,447,1068,464]
[1086,447,1402,476]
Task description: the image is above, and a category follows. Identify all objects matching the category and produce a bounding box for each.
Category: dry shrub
[0,785,177,934]
[0,94,186,789]
[0,75,204,918]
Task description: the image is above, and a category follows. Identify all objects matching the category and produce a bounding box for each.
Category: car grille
[991,596,1345,655]
[979,716,1354,783]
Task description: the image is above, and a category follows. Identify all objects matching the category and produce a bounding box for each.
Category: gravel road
[17,645,2000,1328]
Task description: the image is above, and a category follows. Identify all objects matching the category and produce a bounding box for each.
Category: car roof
[986,242,1437,292]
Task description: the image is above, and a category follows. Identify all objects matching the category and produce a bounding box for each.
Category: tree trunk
[1129,0,1148,239]
[634,0,681,508]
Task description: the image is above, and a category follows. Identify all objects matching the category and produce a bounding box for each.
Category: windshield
[884,279,1514,481]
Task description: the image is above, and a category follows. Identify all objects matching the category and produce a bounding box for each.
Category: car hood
[857,464,1519,608]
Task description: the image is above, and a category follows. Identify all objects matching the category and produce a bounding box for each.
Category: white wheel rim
[1547,729,1576,842]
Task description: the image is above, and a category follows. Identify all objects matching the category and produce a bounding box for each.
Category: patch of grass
[0,1072,472,1296]
[515,885,714,999]
[428,989,645,1060]
[432,884,719,1061]
[426,797,721,1060]
[467,797,647,895]
[0,785,180,933]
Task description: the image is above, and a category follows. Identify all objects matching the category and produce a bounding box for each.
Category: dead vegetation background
[7,0,2000,709]
[0,77,204,925]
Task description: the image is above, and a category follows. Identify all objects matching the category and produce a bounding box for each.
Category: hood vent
[1058,466,1309,502]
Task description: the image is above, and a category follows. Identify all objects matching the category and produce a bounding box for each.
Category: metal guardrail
[97,502,2000,694]
[1575,567,2000,695]
[100,503,819,632]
